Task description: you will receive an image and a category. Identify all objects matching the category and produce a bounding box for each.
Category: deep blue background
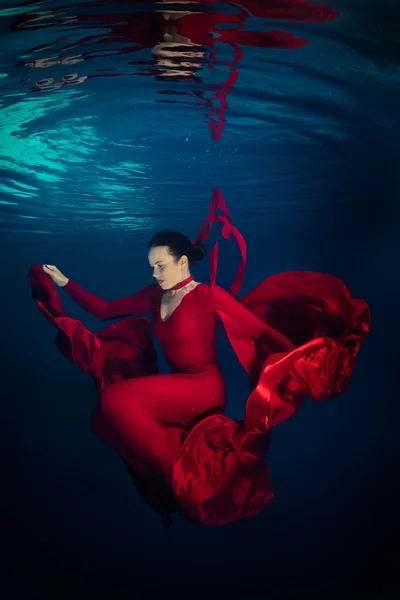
[1,1,399,598]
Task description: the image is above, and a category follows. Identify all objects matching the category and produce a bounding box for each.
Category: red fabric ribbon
[194,187,246,298]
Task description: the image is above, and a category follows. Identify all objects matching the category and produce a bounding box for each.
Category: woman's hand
[42,264,69,287]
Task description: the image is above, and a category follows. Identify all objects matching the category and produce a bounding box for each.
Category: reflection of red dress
[29,188,370,527]
[15,0,339,140]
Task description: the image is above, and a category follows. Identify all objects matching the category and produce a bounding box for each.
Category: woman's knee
[100,380,144,422]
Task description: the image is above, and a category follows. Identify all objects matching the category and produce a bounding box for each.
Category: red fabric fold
[173,414,274,526]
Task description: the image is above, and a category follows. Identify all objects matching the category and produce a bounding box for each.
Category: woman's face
[148,245,189,290]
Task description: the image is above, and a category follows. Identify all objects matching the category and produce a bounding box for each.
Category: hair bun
[189,242,207,262]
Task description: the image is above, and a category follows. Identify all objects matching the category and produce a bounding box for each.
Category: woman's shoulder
[193,282,228,302]
[137,282,161,295]
[194,282,230,292]
[134,282,162,305]
[193,282,211,294]
[195,282,226,295]
[188,282,211,301]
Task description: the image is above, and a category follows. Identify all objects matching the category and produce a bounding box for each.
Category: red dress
[28,188,370,527]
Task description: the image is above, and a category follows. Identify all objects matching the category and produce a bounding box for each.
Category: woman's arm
[64,279,157,320]
[211,284,294,351]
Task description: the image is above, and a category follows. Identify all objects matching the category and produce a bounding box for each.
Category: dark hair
[148,230,207,269]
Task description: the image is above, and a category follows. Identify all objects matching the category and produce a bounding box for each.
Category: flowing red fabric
[194,186,247,297]
[172,271,370,525]
[29,187,371,527]
[29,266,159,391]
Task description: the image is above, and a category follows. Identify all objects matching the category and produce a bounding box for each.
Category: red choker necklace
[170,276,193,291]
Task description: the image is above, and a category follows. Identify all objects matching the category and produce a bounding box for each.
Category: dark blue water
[1,1,399,598]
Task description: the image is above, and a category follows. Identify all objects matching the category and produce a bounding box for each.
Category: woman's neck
[170,274,193,291]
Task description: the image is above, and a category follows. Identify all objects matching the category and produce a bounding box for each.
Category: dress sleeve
[210,284,269,338]
[211,284,295,351]
[63,279,157,320]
